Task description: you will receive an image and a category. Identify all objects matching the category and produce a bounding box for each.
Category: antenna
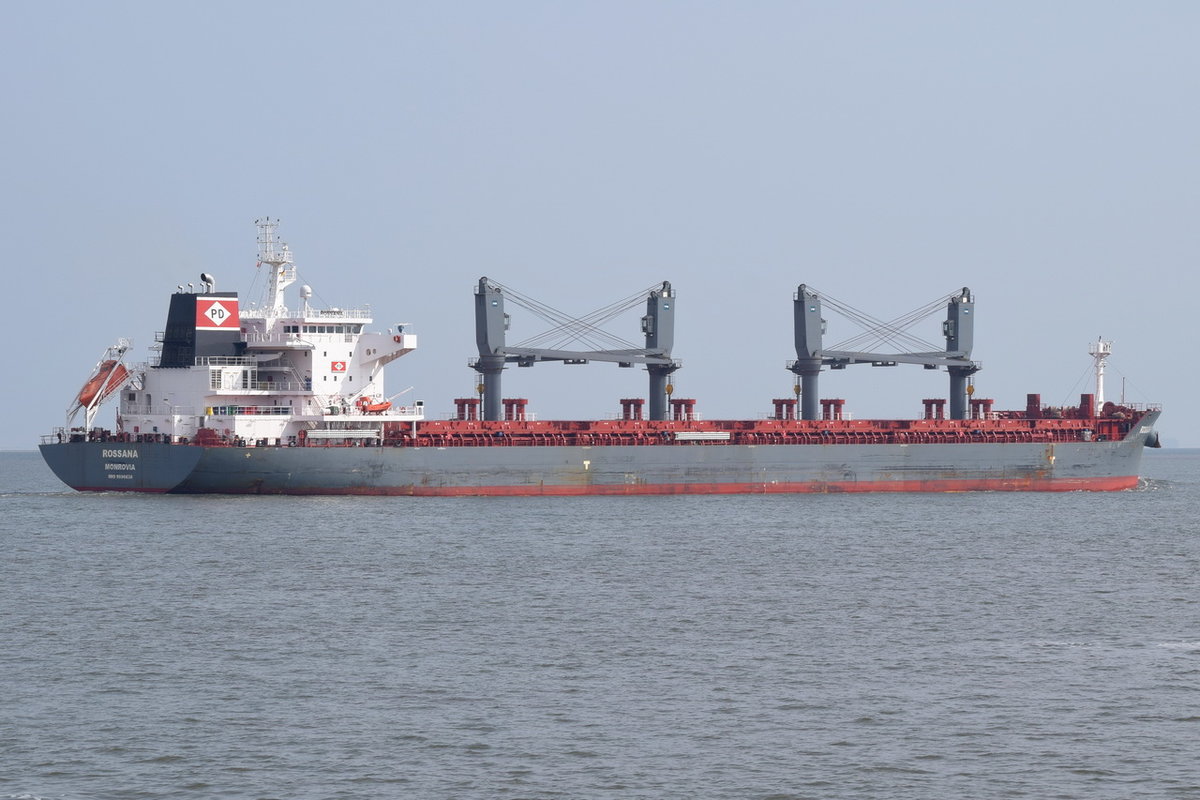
[255,217,297,316]
[1088,337,1112,407]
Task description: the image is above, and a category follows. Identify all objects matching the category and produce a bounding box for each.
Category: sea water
[2,450,1199,799]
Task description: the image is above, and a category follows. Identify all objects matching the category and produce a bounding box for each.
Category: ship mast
[256,217,296,318]
[1089,337,1112,407]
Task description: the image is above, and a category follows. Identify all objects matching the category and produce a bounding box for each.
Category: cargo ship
[40,220,1161,495]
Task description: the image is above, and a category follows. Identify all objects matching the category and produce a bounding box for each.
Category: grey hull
[40,411,1158,495]
[173,439,1147,495]
[39,441,205,492]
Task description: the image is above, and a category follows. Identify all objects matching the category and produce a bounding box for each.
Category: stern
[39,440,205,492]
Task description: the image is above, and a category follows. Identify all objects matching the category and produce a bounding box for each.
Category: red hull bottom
[171,475,1140,496]
[68,487,173,494]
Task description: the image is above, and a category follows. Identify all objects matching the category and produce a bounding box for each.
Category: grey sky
[2,1,1194,449]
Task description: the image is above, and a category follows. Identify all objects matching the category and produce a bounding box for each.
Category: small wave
[864,765,936,775]
[1158,641,1200,651]
[1137,477,1177,491]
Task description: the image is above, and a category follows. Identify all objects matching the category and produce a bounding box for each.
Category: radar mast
[256,217,296,317]
[1089,337,1112,407]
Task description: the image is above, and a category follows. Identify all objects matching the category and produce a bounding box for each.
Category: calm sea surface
[3,449,1200,799]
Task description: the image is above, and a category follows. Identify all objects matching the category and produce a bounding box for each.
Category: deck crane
[790,286,980,421]
[472,278,680,421]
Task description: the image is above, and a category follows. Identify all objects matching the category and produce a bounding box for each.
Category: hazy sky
[3,1,1196,450]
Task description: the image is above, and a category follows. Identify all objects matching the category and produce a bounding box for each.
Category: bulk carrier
[40,220,1161,495]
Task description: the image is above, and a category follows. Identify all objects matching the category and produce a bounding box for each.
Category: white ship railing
[197,356,258,366]
[249,380,306,392]
[122,404,200,417]
[204,380,309,392]
[376,405,423,416]
[305,429,382,440]
[122,399,424,419]
[241,304,372,320]
[311,307,371,319]
[203,405,296,416]
[241,332,314,346]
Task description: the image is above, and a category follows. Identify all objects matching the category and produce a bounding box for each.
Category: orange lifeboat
[76,360,130,408]
[355,396,392,414]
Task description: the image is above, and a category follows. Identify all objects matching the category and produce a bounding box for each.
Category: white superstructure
[112,221,422,446]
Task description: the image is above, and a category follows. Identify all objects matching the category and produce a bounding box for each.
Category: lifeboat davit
[76,360,130,408]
